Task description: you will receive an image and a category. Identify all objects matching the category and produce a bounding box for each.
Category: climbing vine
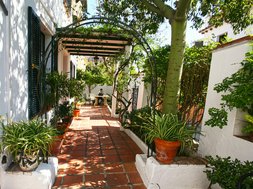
[206,50,253,128]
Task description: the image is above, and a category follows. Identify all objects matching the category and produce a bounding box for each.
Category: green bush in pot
[140,112,196,163]
[0,119,57,171]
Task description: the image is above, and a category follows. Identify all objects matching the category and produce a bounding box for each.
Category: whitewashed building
[198,22,253,161]
[0,0,84,121]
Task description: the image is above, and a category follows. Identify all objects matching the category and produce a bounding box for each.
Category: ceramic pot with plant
[141,112,196,164]
[0,119,57,171]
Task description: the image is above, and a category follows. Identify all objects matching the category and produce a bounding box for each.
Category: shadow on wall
[9,1,31,121]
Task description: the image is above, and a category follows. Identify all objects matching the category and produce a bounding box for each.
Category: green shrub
[124,106,156,142]
[0,119,57,160]
[205,156,253,189]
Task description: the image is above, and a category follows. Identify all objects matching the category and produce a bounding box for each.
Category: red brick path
[52,106,146,189]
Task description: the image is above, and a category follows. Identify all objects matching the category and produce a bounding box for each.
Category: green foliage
[0,120,57,160]
[179,43,216,126]
[45,72,69,106]
[205,156,253,189]
[77,64,112,88]
[205,108,228,128]
[75,25,131,38]
[68,78,85,100]
[57,101,73,119]
[143,45,170,103]
[242,114,253,135]
[206,51,253,128]
[124,106,155,142]
[191,0,253,33]
[139,112,196,152]
[99,0,253,115]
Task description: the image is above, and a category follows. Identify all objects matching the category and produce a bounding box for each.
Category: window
[28,7,45,119]
[218,33,228,44]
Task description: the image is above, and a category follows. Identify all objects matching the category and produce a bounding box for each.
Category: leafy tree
[143,45,170,107]
[99,0,253,114]
[76,63,110,94]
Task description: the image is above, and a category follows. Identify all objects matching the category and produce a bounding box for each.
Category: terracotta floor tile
[102,149,118,155]
[66,167,85,175]
[54,106,144,188]
[132,184,147,189]
[120,155,136,162]
[106,173,129,186]
[105,163,124,173]
[103,155,121,163]
[84,174,106,187]
[72,144,86,151]
[123,162,138,173]
[87,144,101,150]
[117,149,133,155]
[101,145,115,150]
[85,164,105,174]
[128,172,143,184]
[53,176,62,187]
[70,150,85,158]
[87,149,102,156]
[110,186,131,189]
[62,175,83,186]
[85,156,104,165]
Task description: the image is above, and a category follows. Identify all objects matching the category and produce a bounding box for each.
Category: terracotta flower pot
[73,109,80,117]
[50,135,64,156]
[154,138,181,164]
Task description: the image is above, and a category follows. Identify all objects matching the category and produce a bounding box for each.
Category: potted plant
[0,119,57,172]
[58,101,73,125]
[140,112,196,164]
[68,78,85,117]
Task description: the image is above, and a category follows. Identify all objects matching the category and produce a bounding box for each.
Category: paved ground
[52,105,146,189]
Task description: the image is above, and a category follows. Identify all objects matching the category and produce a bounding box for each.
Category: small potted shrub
[0,119,57,171]
[58,101,73,124]
[140,112,196,164]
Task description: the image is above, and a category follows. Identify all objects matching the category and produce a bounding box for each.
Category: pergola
[58,31,132,58]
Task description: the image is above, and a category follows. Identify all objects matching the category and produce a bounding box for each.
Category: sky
[87,0,203,45]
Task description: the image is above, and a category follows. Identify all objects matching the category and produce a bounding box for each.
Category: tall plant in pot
[0,119,57,171]
[141,112,196,164]
[68,78,85,117]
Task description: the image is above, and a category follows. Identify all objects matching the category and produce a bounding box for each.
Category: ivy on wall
[205,49,253,128]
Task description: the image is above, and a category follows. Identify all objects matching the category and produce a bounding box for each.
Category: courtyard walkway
[52,105,146,189]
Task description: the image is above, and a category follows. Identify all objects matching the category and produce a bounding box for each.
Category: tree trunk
[162,19,187,114]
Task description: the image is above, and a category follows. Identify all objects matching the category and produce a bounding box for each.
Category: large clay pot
[73,109,80,117]
[154,138,181,164]
[50,135,64,156]
[17,154,39,172]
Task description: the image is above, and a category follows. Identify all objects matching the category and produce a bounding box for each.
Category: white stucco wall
[201,23,253,42]
[0,0,71,121]
[0,0,10,118]
[198,38,253,161]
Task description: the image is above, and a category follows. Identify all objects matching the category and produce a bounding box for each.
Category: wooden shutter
[28,7,41,119]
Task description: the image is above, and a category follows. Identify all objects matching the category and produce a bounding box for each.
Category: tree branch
[152,0,175,20]
[175,0,192,21]
[141,0,165,18]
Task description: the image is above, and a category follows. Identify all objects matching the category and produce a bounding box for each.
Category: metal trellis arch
[42,16,157,109]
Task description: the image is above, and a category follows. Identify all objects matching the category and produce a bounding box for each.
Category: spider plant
[141,112,196,152]
[0,119,57,160]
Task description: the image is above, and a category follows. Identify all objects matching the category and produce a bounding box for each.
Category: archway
[41,17,157,110]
